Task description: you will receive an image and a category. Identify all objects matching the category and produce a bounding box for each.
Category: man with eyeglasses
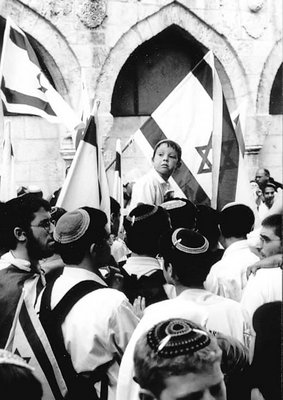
[241,213,282,323]
[0,193,55,347]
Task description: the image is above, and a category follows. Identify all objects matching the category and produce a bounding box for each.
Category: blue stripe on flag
[19,301,64,400]
[9,24,39,66]
[217,94,239,210]
[192,55,213,99]
[1,80,56,116]
[140,117,211,205]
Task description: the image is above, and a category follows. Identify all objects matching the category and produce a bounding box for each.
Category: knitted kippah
[54,208,90,244]
[147,318,210,358]
[171,228,209,254]
[0,349,34,371]
[126,204,159,225]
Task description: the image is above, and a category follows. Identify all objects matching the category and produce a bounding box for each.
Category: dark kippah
[147,318,210,358]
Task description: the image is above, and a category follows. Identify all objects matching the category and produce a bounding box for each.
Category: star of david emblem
[14,348,31,364]
[218,139,237,182]
[37,73,48,93]
[195,134,213,174]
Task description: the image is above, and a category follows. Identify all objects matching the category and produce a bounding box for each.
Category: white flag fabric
[56,101,111,225]
[5,278,68,400]
[0,119,16,201]
[0,17,84,131]
[132,51,257,216]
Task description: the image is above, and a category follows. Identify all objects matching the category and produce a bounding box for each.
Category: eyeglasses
[30,219,55,232]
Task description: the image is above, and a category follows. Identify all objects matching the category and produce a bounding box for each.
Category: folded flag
[56,101,111,225]
[0,17,84,131]
[112,139,124,217]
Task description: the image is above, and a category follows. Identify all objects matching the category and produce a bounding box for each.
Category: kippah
[161,199,188,211]
[147,318,210,358]
[54,208,90,244]
[126,205,159,225]
[0,349,34,371]
[171,228,209,254]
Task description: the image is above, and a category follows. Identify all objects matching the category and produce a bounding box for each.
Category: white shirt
[204,240,259,302]
[46,267,139,400]
[116,287,249,400]
[129,168,174,211]
[241,268,282,322]
[123,256,162,279]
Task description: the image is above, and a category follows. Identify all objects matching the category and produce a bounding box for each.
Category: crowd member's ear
[176,159,182,169]
[13,227,27,243]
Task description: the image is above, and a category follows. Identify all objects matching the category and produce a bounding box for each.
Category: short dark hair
[261,214,282,239]
[219,204,255,239]
[134,318,221,399]
[0,193,51,250]
[196,205,221,249]
[152,140,182,168]
[55,207,108,264]
[159,228,210,286]
[124,204,171,256]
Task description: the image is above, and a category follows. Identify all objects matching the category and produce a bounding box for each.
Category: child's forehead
[155,143,177,152]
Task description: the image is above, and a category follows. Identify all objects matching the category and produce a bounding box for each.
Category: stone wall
[0,0,282,198]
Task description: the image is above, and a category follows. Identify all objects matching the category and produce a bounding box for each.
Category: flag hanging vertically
[0,17,84,131]
[0,119,16,201]
[132,51,257,215]
[112,139,124,218]
[56,100,111,225]
[5,279,68,400]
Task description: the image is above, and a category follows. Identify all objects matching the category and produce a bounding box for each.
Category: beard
[26,230,54,261]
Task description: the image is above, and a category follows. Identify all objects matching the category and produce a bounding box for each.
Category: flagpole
[106,135,135,171]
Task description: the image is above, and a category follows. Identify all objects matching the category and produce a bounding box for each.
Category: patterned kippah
[125,204,160,226]
[0,349,34,371]
[147,318,210,358]
[54,208,90,244]
[171,228,209,254]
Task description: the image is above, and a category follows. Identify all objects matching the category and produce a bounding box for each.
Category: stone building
[0,0,282,200]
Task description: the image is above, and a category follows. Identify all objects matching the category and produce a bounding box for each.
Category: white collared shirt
[204,240,259,302]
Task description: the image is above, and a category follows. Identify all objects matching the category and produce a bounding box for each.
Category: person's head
[262,183,276,209]
[196,205,221,250]
[124,204,171,257]
[0,349,43,400]
[160,198,197,230]
[50,206,67,225]
[259,214,282,258]
[255,168,270,189]
[0,193,55,261]
[159,228,210,287]
[110,197,121,236]
[152,140,182,181]
[134,318,225,400]
[54,207,111,267]
[219,203,255,241]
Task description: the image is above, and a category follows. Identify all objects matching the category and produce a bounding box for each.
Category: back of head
[0,349,43,400]
[124,204,171,256]
[160,198,197,229]
[196,204,221,249]
[134,318,221,399]
[0,194,51,251]
[54,207,108,264]
[159,228,210,286]
[219,203,255,239]
[261,213,282,239]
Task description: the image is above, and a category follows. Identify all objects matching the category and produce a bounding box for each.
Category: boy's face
[153,144,179,181]
[159,362,226,400]
[259,225,281,258]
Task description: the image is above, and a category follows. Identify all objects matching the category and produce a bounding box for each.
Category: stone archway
[257,39,282,115]
[96,1,249,137]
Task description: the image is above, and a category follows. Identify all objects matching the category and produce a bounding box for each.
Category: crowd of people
[0,139,281,400]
